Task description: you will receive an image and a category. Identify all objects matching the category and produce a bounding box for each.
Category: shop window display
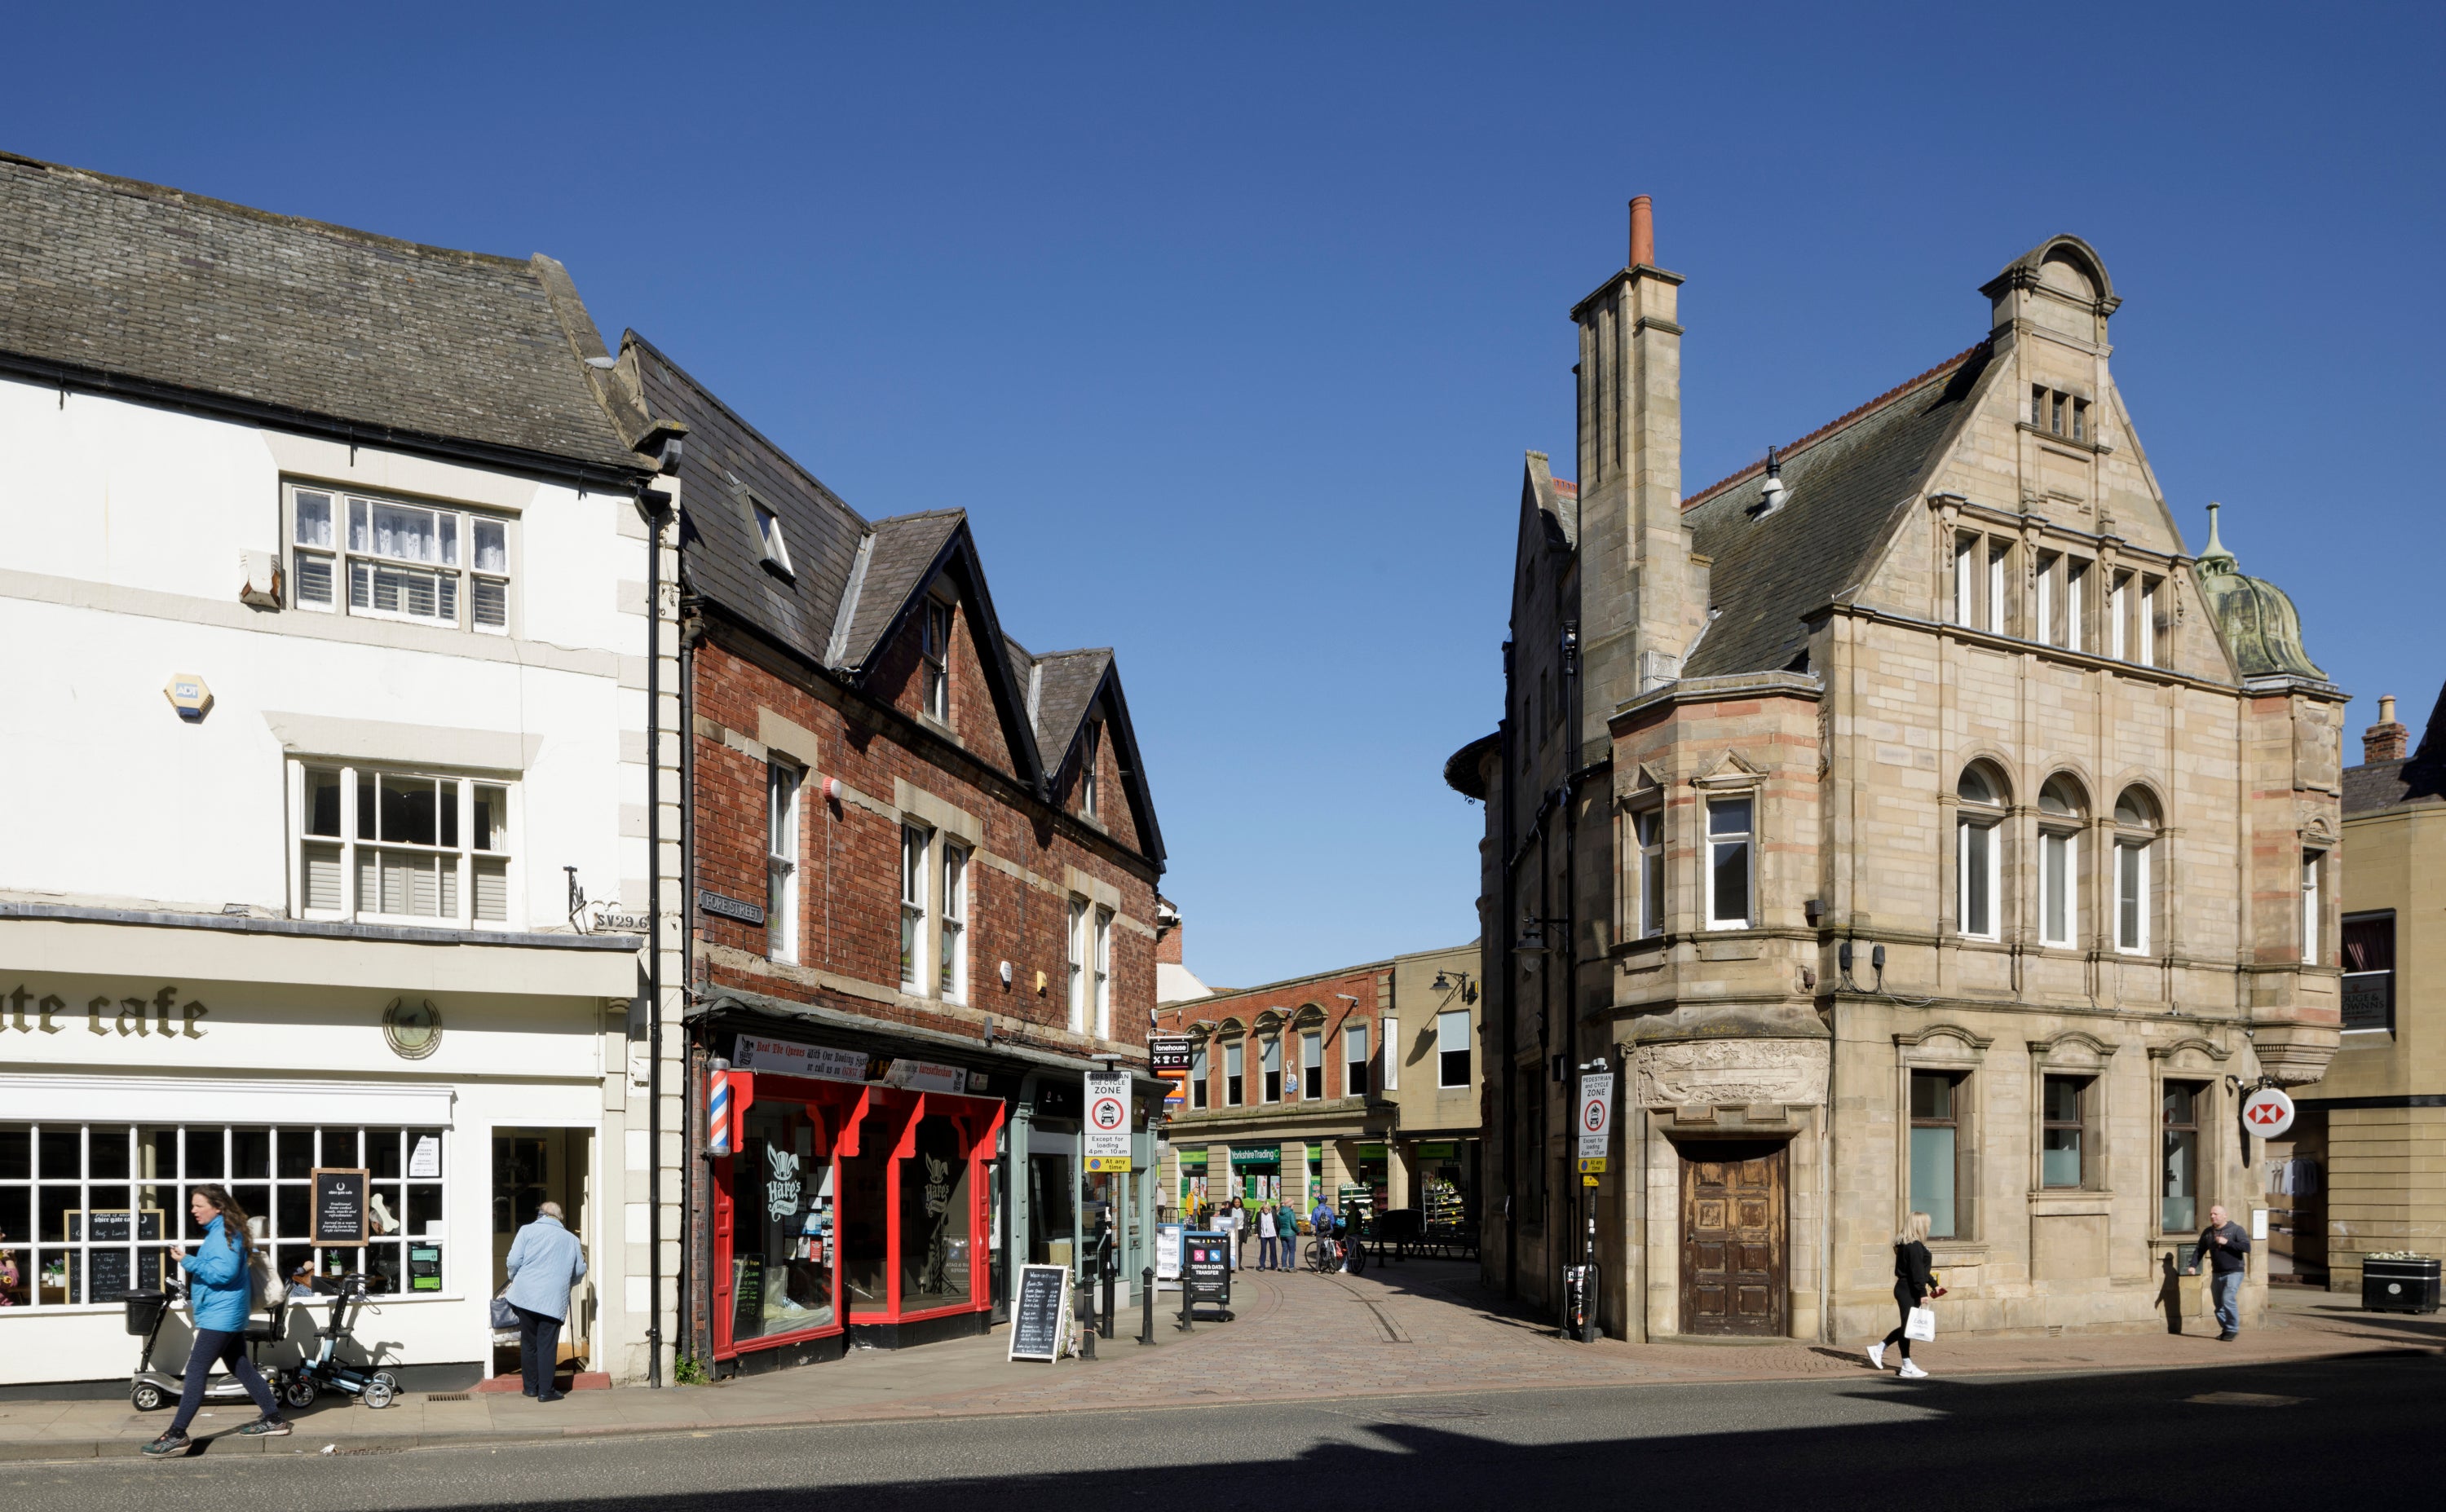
[898,1117,973,1310]
[730,1105,835,1342]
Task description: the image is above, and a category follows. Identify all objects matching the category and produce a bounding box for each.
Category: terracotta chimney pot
[2363,693,2409,764]
[1629,196,1654,269]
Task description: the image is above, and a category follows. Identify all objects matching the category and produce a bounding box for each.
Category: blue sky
[6,4,2437,988]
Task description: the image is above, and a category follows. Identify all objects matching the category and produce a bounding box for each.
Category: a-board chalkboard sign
[1181,1229,1232,1320]
[1007,1263,1071,1362]
[311,1168,370,1245]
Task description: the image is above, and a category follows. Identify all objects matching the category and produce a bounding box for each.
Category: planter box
[2361,1258,2441,1315]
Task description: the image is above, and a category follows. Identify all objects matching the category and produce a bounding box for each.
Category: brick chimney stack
[1155,898,1184,965]
[2363,694,2409,763]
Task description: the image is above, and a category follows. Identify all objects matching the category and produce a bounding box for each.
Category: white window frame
[292,760,514,928]
[1300,1029,1323,1100]
[2065,560,2086,654]
[1436,1008,1472,1089]
[2116,838,2152,954]
[1190,1043,1210,1109]
[1952,532,1976,628]
[2040,827,2078,948]
[2138,579,2158,668]
[2109,573,2130,660]
[1065,898,1088,1032]
[1261,1035,1282,1103]
[1092,906,1113,1038]
[900,826,931,992]
[1706,794,1755,930]
[1224,1040,1243,1106]
[2035,553,2057,647]
[940,844,969,1003]
[1986,540,2009,636]
[2301,851,2322,966]
[751,499,793,575]
[285,482,511,635]
[1380,1016,1399,1091]
[1343,1021,1370,1097]
[1633,807,1665,938]
[921,599,952,724]
[768,764,801,963]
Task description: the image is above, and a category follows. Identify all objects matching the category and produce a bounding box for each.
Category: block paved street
[3,1259,2438,1464]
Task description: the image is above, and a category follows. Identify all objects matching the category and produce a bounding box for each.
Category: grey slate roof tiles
[1680,342,1994,679]
[0,152,642,473]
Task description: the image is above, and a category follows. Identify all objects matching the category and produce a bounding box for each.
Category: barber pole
[708,1067,732,1156]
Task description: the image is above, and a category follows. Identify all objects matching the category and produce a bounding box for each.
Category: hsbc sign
[2241,1087,2295,1140]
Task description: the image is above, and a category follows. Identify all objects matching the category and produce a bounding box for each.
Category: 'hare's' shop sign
[2,985,210,1038]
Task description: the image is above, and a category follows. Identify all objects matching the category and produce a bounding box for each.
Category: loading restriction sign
[1085,1071,1132,1172]
[1576,1071,1614,1175]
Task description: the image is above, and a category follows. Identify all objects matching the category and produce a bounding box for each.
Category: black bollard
[1101,1262,1116,1339]
[1137,1266,1155,1346]
[1075,1272,1097,1360]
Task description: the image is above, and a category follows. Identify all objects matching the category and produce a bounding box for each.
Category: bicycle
[1305,1235,1339,1273]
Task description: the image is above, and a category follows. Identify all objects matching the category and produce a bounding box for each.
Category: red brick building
[625,337,1167,1372]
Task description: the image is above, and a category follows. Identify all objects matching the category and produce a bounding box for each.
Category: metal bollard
[1138,1266,1155,1346]
[1075,1274,1097,1360]
[1101,1263,1116,1340]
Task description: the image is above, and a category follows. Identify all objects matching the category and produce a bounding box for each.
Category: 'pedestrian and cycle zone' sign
[1085,1071,1132,1171]
[1576,1071,1614,1175]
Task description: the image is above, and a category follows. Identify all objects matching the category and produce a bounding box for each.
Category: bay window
[295,764,510,927]
[286,483,510,633]
[2300,851,2323,966]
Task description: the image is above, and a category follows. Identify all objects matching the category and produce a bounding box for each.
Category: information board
[1008,1263,1072,1362]
[311,1167,370,1245]
[1576,1072,1614,1175]
[408,1243,443,1293]
[1155,1223,1184,1281]
[1084,1072,1132,1173]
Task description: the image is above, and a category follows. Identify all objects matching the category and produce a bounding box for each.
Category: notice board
[1007,1263,1071,1362]
[311,1167,370,1245]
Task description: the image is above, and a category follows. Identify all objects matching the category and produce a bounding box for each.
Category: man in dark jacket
[2186,1203,2252,1340]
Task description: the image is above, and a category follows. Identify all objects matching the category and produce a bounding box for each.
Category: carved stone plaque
[1634,1038,1829,1109]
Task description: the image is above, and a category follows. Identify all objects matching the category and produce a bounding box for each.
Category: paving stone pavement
[4,1263,2435,1461]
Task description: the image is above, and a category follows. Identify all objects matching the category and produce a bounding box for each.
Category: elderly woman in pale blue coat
[503,1201,588,1401]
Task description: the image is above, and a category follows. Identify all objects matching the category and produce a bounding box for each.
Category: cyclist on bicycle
[1309,1197,1339,1269]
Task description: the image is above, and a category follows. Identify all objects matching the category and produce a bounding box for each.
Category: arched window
[2037,776,2087,949]
[1956,764,2008,941]
[2112,787,2160,954]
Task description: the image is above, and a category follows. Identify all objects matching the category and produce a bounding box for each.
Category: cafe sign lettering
[3,985,210,1038]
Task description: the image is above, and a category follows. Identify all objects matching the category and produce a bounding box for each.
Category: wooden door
[1679,1139,1788,1336]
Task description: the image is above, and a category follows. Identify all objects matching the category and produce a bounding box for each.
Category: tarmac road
[15,1352,2438,1511]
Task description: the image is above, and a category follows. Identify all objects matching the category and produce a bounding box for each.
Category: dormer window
[752,500,793,577]
[921,599,951,722]
[2029,385,2091,443]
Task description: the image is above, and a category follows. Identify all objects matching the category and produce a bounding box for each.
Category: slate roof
[1680,342,1994,678]
[0,151,644,475]
[2343,681,2446,817]
[632,335,1164,862]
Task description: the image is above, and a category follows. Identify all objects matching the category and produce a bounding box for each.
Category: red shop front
[710,1072,1006,1364]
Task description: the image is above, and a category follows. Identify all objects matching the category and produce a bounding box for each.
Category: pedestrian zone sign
[1085,1071,1132,1172]
[1576,1071,1614,1174]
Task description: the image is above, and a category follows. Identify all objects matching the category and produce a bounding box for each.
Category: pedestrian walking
[2184,1203,2252,1341]
[142,1186,288,1456]
[1867,1210,1937,1379]
[1256,1202,1278,1270]
[501,1201,589,1402]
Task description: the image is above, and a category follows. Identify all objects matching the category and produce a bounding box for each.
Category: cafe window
[2161,1081,2203,1232]
[2041,1075,2089,1189]
[1909,1071,1964,1241]
[0,1122,446,1310]
[1301,1030,1324,1100]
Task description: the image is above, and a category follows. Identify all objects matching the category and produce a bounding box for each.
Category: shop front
[1230,1144,1282,1203]
[710,1065,1005,1360]
[0,924,639,1393]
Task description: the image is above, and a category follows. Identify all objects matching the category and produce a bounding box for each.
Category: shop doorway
[1677,1138,1786,1337]
[490,1129,592,1378]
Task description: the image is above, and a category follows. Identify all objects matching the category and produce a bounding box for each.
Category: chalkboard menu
[1007,1263,1071,1362]
[66,1210,163,1303]
[311,1168,370,1245]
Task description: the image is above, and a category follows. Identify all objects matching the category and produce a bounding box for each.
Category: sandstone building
[1445,201,2346,1342]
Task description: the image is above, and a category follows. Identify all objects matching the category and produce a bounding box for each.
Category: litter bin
[121,1289,170,1336]
[2361,1257,2441,1314]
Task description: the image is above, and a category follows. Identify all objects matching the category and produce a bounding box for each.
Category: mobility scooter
[123,1273,298,1413]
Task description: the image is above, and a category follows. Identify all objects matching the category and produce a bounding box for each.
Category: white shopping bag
[1903,1306,1937,1342]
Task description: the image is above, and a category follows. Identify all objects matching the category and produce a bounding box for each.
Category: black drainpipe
[635,483,673,1388]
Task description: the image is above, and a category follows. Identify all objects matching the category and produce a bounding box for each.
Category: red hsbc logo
[2241,1089,2294,1136]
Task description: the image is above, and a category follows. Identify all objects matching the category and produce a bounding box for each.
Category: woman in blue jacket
[143,1186,289,1456]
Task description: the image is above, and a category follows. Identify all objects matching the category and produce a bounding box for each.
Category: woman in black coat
[1870,1210,1936,1378]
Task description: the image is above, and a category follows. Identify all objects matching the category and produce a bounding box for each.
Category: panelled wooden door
[1679,1139,1788,1336]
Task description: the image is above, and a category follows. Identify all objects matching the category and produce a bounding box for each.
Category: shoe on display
[1866,1342,1886,1370]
